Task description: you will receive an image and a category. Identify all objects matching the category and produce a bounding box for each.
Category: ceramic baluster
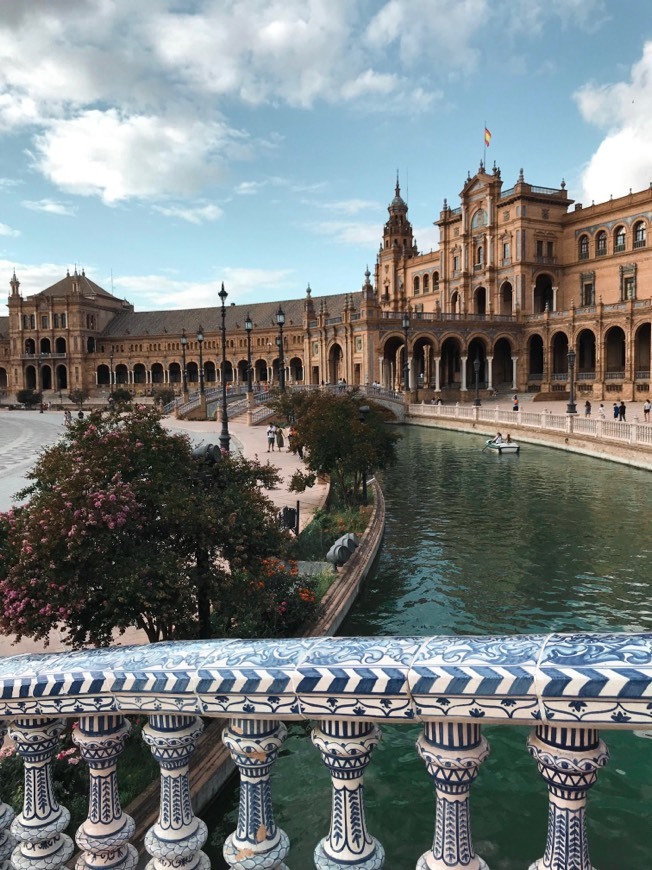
[72,715,138,870]
[142,715,209,870]
[8,717,74,870]
[416,721,489,870]
[311,719,384,870]
[0,722,16,870]
[527,725,608,870]
[222,717,290,869]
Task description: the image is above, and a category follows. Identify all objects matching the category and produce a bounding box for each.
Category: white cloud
[317,199,381,215]
[152,203,223,224]
[365,0,488,71]
[32,110,246,203]
[0,223,19,237]
[113,267,296,310]
[308,220,380,247]
[0,260,73,295]
[22,198,76,216]
[575,42,652,202]
[500,0,608,36]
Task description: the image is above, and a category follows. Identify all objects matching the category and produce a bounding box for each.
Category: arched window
[422,273,429,292]
[596,230,607,256]
[471,208,487,229]
[578,235,589,260]
[634,221,646,248]
[433,271,440,286]
[476,245,484,265]
[413,276,420,294]
[614,226,626,252]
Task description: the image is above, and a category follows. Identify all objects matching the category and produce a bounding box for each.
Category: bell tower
[375,175,416,310]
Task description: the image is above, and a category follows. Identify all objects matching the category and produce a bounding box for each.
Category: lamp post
[181,329,188,398]
[358,404,370,506]
[473,353,481,407]
[567,347,577,415]
[218,283,231,452]
[245,312,253,394]
[197,325,205,396]
[109,352,114,390]
[276,306,286,391]
[402,311,410,391]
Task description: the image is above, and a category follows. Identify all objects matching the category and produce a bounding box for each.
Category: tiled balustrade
[0,633,650,870]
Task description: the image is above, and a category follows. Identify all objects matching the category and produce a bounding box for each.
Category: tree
[0,405,290,647]
[16,389,42,408]
[109,388,132,404]
[68,388,89,409]
[268,390,399,506]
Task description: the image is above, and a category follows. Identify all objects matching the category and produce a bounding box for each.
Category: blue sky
[1,0,651,312]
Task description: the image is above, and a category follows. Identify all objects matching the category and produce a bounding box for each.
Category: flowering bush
[0,405,288,646]
[213,557,320,638]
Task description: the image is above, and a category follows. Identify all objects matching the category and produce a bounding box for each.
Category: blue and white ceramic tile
[0,633,651,727]
[536,633,652,725]
[408,635,544,723]
[294,636,424,720]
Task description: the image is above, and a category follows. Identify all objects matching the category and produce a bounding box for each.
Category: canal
[205,425,652,869]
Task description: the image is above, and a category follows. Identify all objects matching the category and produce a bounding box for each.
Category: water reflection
[204,427,652,869]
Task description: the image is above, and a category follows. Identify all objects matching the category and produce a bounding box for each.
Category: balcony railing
[0,632,650,870]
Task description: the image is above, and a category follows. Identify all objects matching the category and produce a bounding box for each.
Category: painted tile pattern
[0,633,650,726]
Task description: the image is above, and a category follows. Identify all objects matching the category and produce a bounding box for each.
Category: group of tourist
[265,423,284,452]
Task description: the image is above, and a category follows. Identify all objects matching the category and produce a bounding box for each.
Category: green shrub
[290,506,372,562]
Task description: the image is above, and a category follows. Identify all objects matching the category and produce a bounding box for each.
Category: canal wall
[408,404,652,472]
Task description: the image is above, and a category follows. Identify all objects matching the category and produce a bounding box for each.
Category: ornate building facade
[2,165,652,402]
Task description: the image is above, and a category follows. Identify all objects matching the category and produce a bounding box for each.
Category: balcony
[0,632,649,870]
[20,352,67,360]
[634,239,646,249]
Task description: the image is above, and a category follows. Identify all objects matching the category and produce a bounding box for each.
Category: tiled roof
[101,292,361,338]
[34,272,120,301]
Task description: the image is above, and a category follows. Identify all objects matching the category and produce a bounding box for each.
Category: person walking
[584,400,591,417]
[512,395,519,412]
[619,400,626,421]
[275,426,285,451]
[644,399,651,422]
[598,403,605,420]
[613,402,619,420]
[266,423,276,452]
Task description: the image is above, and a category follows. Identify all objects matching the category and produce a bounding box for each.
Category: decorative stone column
[416,721,489,870]
[527,725,608,870]
[460,356,468,392]
[72,715,138,870]
[142,715,209,870]
[0,723,16,870]
[434,356,441,393]
[311,719,384,870]
[222,718,290,869]
[511,356,518,390]
[485,356,493,391]
[9,717,75,870]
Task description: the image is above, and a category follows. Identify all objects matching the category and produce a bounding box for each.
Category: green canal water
[204,426,652,869]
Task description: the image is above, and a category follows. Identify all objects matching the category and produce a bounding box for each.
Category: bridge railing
[410,402,652,448]
[0,633,649,870]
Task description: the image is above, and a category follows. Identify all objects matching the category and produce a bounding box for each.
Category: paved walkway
[0,409,328,657]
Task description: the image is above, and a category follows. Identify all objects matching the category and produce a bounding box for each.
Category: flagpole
[483,120,486,166]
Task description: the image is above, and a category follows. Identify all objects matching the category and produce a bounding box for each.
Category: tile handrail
[0,633,650,870]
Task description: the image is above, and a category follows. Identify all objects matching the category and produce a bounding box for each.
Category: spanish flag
[484,127,492,147]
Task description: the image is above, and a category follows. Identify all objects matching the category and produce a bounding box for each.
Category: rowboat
[485,437,520,454]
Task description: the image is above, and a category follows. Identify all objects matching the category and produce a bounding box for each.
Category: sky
[1,0,652,314]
